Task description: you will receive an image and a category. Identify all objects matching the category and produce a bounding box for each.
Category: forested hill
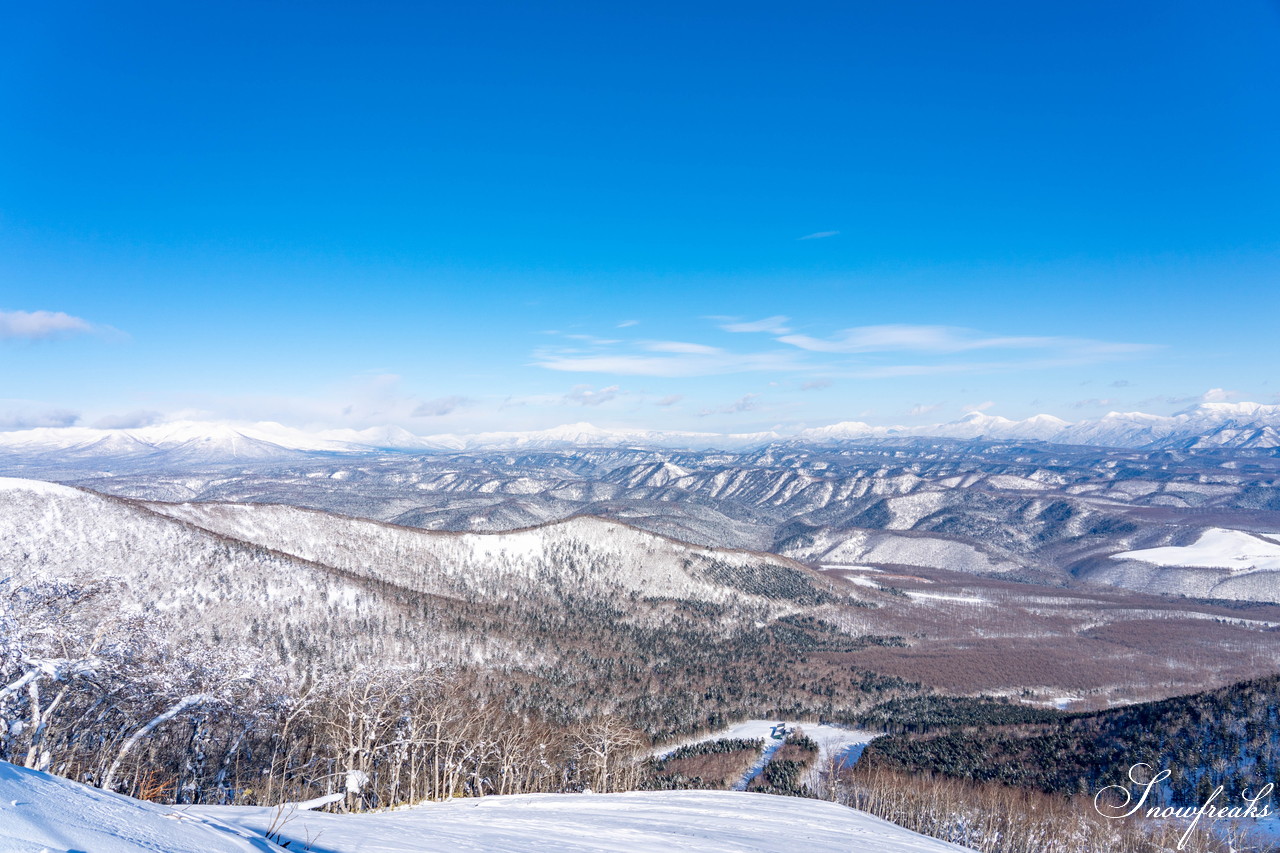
[858,674,1280,804]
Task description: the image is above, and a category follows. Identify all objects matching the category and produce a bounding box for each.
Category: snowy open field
[0,760,972,853]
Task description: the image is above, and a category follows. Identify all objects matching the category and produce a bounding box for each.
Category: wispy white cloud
[616,320,639,328]
[532,321,1153,381]
[644,341,722,355]
[0,407,80,429]
[800,378,832,391]
[564,384,621,406]
[655,394,683,407]
[564,334,622,345]
[0,309,96,341]
[412,395,470,417]
[1200,387,1240,403]
[700,394,760,416]
[717,315,793,335]
[1142,387,1243,407]
[1072,398,1114,409]
[777,324,1148,356]
[93,409,163,429]
[907,403,943,417]
[798,231,839,240]
[962,400,995,412]
[845,354,1143,378]
[533,347,803,377]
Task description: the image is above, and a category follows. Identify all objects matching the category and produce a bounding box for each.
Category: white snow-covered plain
[1112,528,1280,572]
[0,760,972,853]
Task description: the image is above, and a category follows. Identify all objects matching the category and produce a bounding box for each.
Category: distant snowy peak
[0,402,1278,464]
[0,420,357,459]
[795,405,1280,449]
[416,422,782,451]
[796,412,1069,443]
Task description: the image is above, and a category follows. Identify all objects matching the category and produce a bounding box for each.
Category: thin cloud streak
[777,324,1154,356]
[0,309,96,341]
[531,320,1156,380]
[718,316,793,334]
[532,349,804,378]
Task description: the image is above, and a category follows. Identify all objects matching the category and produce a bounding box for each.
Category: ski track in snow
[652,719,880,790]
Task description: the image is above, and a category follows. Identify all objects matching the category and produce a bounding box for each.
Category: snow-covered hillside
[1113,528,1280,572]
[780,527,1022,574]
[147,500,821,605]
[1095,528,1280,601]
[0,476,832,677]
[0,760,972,852]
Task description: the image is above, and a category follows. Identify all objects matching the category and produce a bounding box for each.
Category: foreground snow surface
[195,789,974,852]
[0,760,974,852]
[0,761,273,853]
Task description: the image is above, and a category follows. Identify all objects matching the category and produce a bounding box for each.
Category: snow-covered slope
[779,526,1023,575]
[1090,528,1280,601]
[1113,529,1280,573]
[1069,525,1280,602]
[0,476,829,675]
[0,760,971,853]
[0,477,447,669]
[195,789,972,853]
[0,760,277,853]
[145,500,821,605]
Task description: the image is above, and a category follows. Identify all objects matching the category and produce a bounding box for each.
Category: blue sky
[2,1,1277,434]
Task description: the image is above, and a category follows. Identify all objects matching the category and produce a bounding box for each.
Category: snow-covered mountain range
[804,402,1280,450]
[0,402,1277,466]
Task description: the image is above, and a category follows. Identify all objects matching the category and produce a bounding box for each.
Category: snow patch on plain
[905,591,987,605]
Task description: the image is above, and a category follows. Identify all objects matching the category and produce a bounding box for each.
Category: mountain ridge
[2,401,1279,464]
